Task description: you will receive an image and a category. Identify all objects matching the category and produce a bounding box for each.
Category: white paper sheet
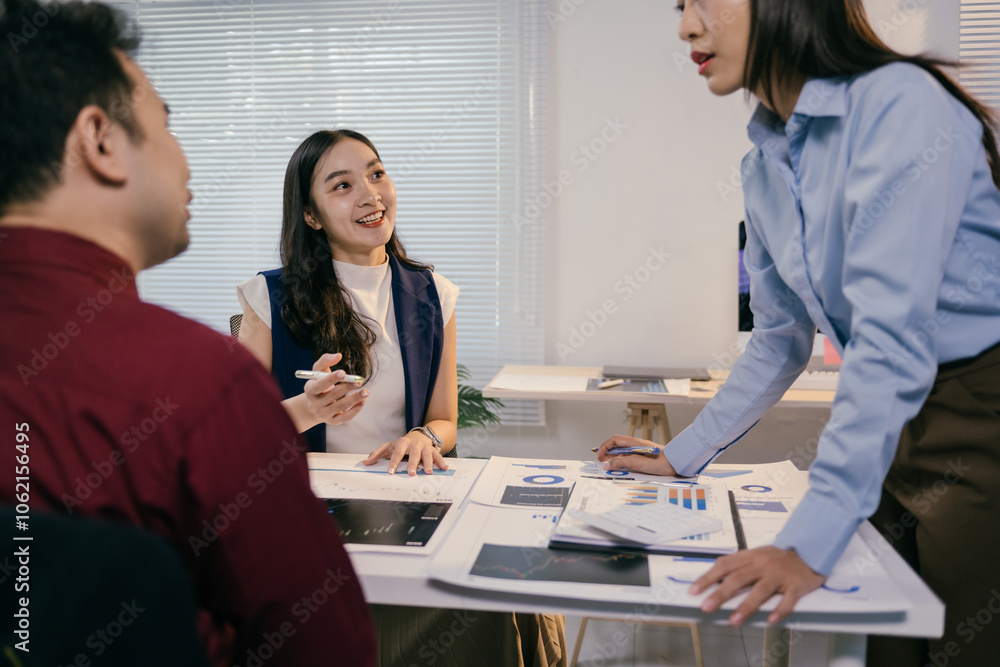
[663,379,691,396]
[486,374,589,392]
[468,456,689,508]
[700,460,809,519]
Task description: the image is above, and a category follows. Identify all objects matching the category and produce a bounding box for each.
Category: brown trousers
[867,341,1000,667]
[371,605,567,667]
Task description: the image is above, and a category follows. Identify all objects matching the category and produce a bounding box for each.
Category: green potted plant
[457,363,503,430]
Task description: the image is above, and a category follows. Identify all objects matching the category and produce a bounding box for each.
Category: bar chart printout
[665,486,707,511]
[549,480,740,555]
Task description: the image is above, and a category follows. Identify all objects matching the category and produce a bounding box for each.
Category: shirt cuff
[662,428,718,477]
[773,490,863,576]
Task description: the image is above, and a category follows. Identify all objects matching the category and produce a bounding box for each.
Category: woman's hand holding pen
[689,546,825,627]
[303,353,368,425]
[364,431,448,476]
[595,435,679,476]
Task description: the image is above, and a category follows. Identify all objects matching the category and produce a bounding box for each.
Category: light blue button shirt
[664,62,1000,575]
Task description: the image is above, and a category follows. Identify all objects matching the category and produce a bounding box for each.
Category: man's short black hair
[0,0,142,214]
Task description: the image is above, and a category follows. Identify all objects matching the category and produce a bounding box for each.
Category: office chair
[229,312,242,338]
[229,313,458,458]
[0,508,210,667]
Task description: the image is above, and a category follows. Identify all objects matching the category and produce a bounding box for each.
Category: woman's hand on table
[303,353,368,425]
[691,546,826,626]
[595,434,679,476]
[364,431,448,475]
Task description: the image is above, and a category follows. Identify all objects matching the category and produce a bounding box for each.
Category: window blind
[111,0,547,424]
[960,0,1000,109]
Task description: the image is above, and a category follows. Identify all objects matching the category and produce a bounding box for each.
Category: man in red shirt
[0,1,375,664]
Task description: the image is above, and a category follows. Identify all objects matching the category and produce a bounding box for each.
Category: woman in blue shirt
[598,2,1000,664]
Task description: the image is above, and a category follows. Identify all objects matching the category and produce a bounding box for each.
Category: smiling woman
[234,128,567,666]
[302,136,398,266]
[236,129,458,471]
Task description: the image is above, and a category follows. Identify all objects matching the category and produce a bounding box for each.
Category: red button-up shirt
[0,227,375,666]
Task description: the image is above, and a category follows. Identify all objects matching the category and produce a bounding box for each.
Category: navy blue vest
[261,254,444,452]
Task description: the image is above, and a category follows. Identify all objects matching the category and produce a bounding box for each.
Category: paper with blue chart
[306,453,480,555]
[467,455,690,509]
[700,460,808,525]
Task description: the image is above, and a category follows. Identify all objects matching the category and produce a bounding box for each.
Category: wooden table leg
[626,402,672,445]
[762,626,792,667]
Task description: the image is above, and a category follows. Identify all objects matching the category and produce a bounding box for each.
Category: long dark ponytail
[279,129,430,377]
[745,0,1000,188]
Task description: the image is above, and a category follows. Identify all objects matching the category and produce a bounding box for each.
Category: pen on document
[645,479,698,487]
[597,378,625,389]
[294,370,365,384]
[590,446,661,456]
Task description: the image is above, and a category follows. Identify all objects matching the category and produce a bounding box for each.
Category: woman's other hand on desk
[691,546,825,626]
[595,435,678,476]
[304,353,368,425]
[364,431,449,476]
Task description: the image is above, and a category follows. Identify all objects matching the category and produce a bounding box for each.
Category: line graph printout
[428,504,658,603]
[471,544,649,587]
[306,453,482,554]
[324,499,450,548]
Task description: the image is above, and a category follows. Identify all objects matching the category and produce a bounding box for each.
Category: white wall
[864,0,959,59]
[467,0,961,464]
[544,0,749,372]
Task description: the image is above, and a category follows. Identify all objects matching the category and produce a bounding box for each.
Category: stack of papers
[549,479,741,556]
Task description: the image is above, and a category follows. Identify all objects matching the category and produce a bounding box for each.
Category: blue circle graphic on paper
[523,475,565,485]
[822,583,861,594]
[741,484,772,493]
[605,470,630,477]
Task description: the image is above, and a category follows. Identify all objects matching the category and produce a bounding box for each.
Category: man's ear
[63,105,128,186]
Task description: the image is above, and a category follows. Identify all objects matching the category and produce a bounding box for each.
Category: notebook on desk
[602,365,711,381]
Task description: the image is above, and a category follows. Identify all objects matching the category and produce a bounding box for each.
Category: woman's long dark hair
[279,129,430,378]
[745,0,1000,188]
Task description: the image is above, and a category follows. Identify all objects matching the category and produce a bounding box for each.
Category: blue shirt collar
[747,75,849,148]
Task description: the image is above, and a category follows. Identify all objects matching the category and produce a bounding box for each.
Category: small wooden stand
[625,402,672,444]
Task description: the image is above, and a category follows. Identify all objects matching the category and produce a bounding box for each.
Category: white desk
[311,453,943,667]
[482,365,836,408]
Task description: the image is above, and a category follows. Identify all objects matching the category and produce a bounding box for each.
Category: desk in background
[483,365,835,444]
